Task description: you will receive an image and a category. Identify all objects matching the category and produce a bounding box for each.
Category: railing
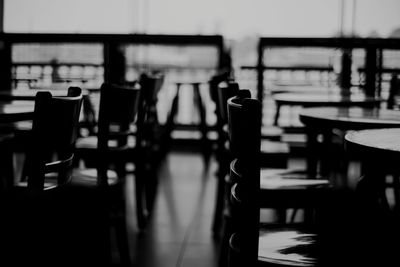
[0,33,225,130]
[255,37,400,102]
[0,33,225,90]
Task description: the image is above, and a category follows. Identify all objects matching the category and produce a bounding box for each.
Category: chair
[74,72,164,226]
[135,72,166,212]
[226,93,397,267]
[72,82,141,264]
[210,79,291,236]
[0,88,110,265]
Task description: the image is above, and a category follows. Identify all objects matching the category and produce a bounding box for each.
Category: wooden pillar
[339,48,352,90]
[0,38,12,91]
[0,0,3,33]
[0,0,12,91]
[104,42,126,85]
[364,48,377,97]
[256,40,264,102]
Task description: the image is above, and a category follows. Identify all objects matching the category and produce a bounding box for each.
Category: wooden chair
[0,88,111,265]
[211,79,291,237]
[72,82,142,264]
[226,93,397,267]
[135,72,166,213]
[74,71,165,223]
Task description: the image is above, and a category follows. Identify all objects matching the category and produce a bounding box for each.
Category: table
[299,107,400,177]
[345,128,400,162]
[270,84,340,95]
[165,81,211,162]
[273,92,382,126]
[0,88,91,101]
[345,128,400,209]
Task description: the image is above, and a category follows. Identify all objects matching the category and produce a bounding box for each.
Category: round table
[272,92,382,126]
[166,80,211,161]
[345,128,400,209]
[299,107,400,130]
[345,128,400,164]
[298,107,400,177]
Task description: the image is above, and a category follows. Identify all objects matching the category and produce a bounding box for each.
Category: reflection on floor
[109,147,377,267]
[124,151,221,267]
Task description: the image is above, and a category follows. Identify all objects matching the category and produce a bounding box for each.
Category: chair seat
[16,180,59,189]
[261,125,284,141]
[72,168,119,186]
[261,140,289,154]
[229,228,318,267]
[13,120,32,131]
[76,135,137,150]
[0,132,14,143]
[231,225,367,267]
[258,228,318,267]
[260,169,329,190]
[260,140,290,168]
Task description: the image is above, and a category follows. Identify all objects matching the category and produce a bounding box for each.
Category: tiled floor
[124,151,221,267]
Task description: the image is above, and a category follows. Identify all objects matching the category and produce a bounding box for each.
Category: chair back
[227,90,261,266]
[212,78,239,154]
[218,81,239,124]
[136,72,164,144]
[96,83,141,185]
[387,73,400,109]
[209,71,231,124]
[27,86,83,190]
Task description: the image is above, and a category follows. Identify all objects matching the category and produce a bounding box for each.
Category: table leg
[273,103,281,126]
[164,83,181,143]
[193,83,211,163]
[305,127,319,178]
[320,129,333,176]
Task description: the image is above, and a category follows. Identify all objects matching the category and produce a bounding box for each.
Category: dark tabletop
[299,107,400,130]
[345,128,400,164]
[273,92,382,107]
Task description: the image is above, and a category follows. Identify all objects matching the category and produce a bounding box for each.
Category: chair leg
[392,174,400,210]
[145,167,159,216]
[193,84,212,165]
[218,215,232,267]
[0,144,14,189]
[135,169,147,229]
[114,214,131,266]
[163,84,180,149]
[212,167,227,237]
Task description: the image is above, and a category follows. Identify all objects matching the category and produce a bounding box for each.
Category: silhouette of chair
[0,88,112,266]
[211,81,291,237]
[74,72,164,223]
[225,93,397,267]
[71,82,142,264]
[164,75,212,163]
